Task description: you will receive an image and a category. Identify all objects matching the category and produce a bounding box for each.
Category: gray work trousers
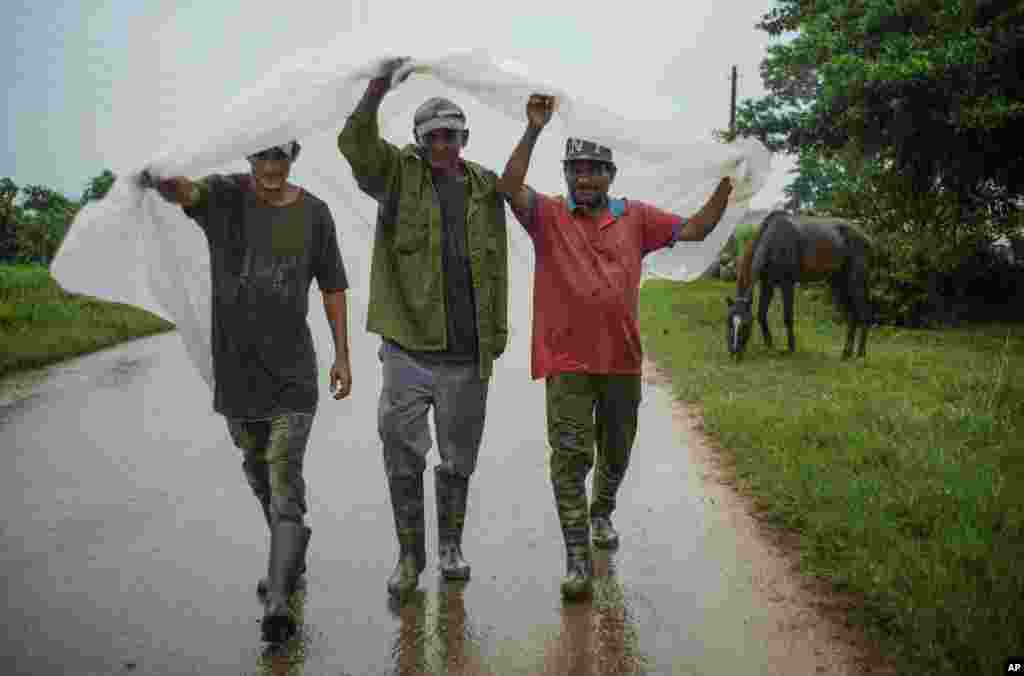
[377,340,490,480]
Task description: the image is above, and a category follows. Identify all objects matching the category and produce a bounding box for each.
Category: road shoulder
[643,358,898,676]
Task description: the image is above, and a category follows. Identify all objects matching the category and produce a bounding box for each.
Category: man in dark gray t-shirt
[142,141,350,644]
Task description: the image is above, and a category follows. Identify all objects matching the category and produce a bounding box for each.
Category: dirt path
[644,358,898,676]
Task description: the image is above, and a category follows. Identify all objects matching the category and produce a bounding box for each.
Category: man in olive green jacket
[338,59,509,599]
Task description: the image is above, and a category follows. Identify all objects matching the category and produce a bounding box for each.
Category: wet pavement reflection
[2,282,833,675]
[379,552,649,676]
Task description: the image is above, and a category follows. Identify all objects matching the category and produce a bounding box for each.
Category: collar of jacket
[399,144,492,190]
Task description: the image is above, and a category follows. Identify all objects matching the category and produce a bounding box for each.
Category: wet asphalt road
[1,280,796,676]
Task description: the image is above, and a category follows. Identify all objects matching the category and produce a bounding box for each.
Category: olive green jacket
[338,109,509,380]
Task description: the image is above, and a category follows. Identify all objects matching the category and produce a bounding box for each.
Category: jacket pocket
[394,197,430,254]
[393,220,428,254]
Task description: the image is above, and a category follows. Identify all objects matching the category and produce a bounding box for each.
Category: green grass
[639,278,1024,675]
[0,264,175,377]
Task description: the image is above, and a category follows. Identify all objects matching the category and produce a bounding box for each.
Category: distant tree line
[722,0,1024,325]
[0,170,116,264]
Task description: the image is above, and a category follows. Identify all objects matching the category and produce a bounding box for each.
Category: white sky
[2,0,794,205]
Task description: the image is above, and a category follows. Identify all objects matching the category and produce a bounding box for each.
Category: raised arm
[337,58,411,200]
[496,94,554,217]
[140,172,203,209]
[676,177,734,242]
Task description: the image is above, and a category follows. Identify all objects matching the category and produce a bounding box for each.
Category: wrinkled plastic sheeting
[51,48,771,389]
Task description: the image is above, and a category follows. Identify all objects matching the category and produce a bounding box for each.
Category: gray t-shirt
[184,174,348,419]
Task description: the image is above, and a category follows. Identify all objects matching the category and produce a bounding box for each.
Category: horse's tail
[834,221,873,321]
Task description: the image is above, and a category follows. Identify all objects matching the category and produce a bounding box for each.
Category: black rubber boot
[435,467,471,581]
[560,527,593,602]
[258,497,272,530]
[261,520,308,643]
[386,474,426,599]
[257,525,310,601]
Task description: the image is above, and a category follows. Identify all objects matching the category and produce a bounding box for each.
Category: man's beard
[569,185,607,208]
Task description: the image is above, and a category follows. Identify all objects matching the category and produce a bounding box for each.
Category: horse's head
[725,296,753,359]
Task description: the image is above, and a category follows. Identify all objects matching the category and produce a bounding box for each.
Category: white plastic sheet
[52,48,771,389]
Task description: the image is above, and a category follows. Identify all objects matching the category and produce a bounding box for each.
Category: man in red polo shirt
[497,94,734,600]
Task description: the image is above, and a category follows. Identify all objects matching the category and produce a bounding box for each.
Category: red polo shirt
[513,189,684,380]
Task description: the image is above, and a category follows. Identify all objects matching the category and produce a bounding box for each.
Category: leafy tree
[0,178,20,260]
[21,184,76,215]
[812,147,1021,323]
[2,171,117,264]
[744,0,1024,208]
[782,147,854,212]
[15,185,78,263]
[81,170,116,205]
[729,0,1024,324]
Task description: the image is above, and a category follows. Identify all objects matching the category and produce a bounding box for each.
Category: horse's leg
[758,280,775,348]
[851,264,871,358]
[781,281,796,353]
[858,310,870,358]
[842,306,856,360]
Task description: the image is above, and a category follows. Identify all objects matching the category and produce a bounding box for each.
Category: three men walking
[143,62,739,645]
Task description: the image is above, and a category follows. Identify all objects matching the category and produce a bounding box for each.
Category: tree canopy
[738,0,1024,211]
[81,170,116,206]
[1,170,117,263]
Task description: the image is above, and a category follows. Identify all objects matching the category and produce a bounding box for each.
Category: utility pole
[729,65,738,136]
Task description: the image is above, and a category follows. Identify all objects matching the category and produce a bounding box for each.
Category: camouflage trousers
[227,412,314,527]
[545,373,641,546]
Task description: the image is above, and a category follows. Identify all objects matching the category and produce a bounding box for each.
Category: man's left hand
[329,358,352,400]
[526,94,555,130]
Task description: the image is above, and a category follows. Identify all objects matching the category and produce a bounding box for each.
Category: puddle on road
[241,551,659,676]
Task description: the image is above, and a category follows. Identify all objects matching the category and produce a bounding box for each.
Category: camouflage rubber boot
[560,527,594,601]
[590,515,620,550]
[387,474,426,599]
[435,467,471,580]
[257,525,310,601]
[261,520,308,643]
[591,464,623,550]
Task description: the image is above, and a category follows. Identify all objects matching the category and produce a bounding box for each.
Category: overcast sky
[2,0,795,205]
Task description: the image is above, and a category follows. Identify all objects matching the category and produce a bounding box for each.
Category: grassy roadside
[0,264,175,378]
[639,278,1024,675]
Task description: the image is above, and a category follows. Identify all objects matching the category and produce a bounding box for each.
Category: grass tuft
[640,278,1024,675]
[0,264,175,377]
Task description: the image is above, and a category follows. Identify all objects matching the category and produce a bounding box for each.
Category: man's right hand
[140,172,196,206]
[367,57,413,97]
[526,94,555,130]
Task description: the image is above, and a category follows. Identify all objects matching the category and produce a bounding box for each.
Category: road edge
[643,357,899,676]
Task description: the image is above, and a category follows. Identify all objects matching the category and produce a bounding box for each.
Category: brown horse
[725,211,872,359]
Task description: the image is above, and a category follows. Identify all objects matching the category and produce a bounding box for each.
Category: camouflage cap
[413,97,467,139]
[563,137,613,164]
